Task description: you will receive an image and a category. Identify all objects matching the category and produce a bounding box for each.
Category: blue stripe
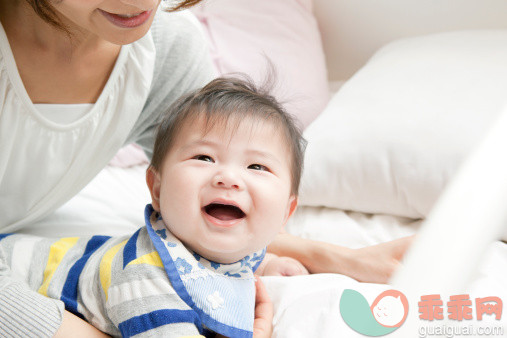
[0,233,14,241]
[60,235,111,318]
[118,309,201,337]
[123,228,142,269]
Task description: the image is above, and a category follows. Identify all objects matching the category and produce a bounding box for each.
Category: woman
[0,0,411,336]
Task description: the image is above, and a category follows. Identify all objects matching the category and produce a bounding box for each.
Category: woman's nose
[212,170,243,190]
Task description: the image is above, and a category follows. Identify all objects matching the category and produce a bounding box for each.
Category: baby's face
[150,116,297,263]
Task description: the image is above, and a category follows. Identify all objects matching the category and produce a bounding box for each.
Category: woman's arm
[0,248,64,336]
[267,233,413,284]
[1,251,107,337]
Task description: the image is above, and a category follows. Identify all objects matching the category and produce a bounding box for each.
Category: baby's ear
[283,195,298,226]
[146,166,162,212]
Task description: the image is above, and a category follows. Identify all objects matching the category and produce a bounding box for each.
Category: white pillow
[299,31,507,218]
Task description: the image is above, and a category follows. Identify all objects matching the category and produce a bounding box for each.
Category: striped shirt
[0,205,264,337]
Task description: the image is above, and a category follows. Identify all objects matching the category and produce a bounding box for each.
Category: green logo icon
[340,289,409,336]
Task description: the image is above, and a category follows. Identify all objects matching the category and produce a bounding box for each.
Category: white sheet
[21,163,507,336]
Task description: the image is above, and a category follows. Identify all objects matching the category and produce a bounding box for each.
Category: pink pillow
[108,143,149,168]
[192,0,329,128]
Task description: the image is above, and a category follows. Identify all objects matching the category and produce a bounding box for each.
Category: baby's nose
[212,171,243,190]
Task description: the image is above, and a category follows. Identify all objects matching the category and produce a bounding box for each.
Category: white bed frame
[392,105,507,336]
[313,2,507,332]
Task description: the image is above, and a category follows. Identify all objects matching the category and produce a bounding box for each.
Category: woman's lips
[99,9,153,28]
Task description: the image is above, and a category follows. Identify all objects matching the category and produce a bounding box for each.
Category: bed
[21,0,507,336]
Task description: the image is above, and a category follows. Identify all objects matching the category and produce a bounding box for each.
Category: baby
[0,77,307,337]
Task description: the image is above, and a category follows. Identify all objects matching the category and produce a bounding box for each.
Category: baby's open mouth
[204,203,246,221]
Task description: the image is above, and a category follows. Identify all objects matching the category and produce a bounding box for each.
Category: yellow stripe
[126,251,163,268]
[38,237,79,296]
[100,240,128,301]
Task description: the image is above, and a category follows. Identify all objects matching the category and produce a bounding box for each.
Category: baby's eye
[248,164,269,172]
[192,155,214,163]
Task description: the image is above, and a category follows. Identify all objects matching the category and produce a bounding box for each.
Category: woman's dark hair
[150,76,307,196]
[24,0,204,31]
[24,0,62,30]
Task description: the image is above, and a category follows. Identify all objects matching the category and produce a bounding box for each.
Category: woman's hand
[267,233,414,284]
[216,277,273,338]
[253,277,273,338]
[256,253,309,277]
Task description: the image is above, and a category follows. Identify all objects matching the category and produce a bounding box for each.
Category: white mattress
[22,164,507,337]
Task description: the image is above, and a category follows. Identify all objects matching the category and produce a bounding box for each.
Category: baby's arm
[55,311,109,338]
[105,262,202,337]
[256,253,309,276]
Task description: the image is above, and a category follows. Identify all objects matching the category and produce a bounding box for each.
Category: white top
[35,104,94,124]
[0,22,156,232]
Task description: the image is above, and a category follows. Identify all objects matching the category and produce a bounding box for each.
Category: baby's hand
[257,254,309,276]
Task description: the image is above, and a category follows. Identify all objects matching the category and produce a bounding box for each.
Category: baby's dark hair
[150,76,307,195]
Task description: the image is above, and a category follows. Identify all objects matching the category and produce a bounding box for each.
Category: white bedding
[22,164,507,337]
[6,1,507,335]
[18,28,507,337]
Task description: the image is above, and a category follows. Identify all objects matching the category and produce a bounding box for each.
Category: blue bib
[145,204,265,337]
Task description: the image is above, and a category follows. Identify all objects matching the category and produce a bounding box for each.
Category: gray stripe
[109,293,192,320]
[26,237,53,289]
